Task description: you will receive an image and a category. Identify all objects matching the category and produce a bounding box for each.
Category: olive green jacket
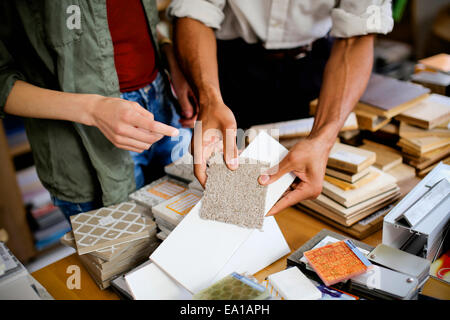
[0,0,161,206]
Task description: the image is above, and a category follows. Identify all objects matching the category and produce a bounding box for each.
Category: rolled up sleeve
[331,0,394,38]
[167,0,226,29]
[0,40,26,118]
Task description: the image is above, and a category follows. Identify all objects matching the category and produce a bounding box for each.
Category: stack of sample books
[394,94,450,176]
[298,142,400,237]
[61,201,159,289]
[413,53,450,96]
[310,73,430,132]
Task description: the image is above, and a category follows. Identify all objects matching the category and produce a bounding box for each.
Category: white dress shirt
[168,0,394,49]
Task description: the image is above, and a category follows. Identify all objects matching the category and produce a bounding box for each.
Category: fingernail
[172,128,180,136]
[259,175,270,185]
[229,157,238,169]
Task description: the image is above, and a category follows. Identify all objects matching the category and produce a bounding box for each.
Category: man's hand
[160,40,198,128]
[87,96,179,153]
[170,67,198,128]
[192,100,238,187]
[258,137,332,216]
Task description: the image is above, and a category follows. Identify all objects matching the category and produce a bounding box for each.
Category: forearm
[4,80,97,125]
[174,17,222,109]
[310,35,374,147]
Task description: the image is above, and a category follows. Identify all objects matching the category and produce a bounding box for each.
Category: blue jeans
[121,73,191,189]
[53,73,191,218]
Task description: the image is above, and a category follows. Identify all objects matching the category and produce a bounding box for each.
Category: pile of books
[412,53,450,96]
[17,166,71,250]
[297,142,400,239]
[60,201,159,289]
[310,73,431,133]
[395,94,450,177]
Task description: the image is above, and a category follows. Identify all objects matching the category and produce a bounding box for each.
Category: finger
[223,127,238,170]
[266,186,312,216]
[114,135,154,152]
[149,120,180,137]
[121,126,164,145]
[178,92,194,119]
[179,118,196,128]
[258,156,292,186]
[115,144,145,153]
[131,107,179,137]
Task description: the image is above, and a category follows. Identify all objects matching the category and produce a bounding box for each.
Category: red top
[107,0,158,92]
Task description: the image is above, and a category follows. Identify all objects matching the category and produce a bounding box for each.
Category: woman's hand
[86,95,179,153]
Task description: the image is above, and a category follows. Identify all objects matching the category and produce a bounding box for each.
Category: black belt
[262,43,313,61]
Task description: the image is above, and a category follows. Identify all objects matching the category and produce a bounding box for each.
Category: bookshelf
[0,121,36,262]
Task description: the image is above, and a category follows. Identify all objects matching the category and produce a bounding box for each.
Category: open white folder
[146,131,295,294]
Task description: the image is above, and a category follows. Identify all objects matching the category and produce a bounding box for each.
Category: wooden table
[32,204,450,300]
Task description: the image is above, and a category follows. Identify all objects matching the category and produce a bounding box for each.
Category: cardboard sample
[200,154,269,229]
[357,74,430,118]
[395,94,450,129]
[150,131,295,293]
[360,140,403,172]
[419,53,450,73]
[327,142,376,174]
[398,136,450,156]
[322,167,398,208]
[70,202,156,255]
[399,122,450,139]
[386,163,416,183]
[301,188,400,226]
[403,143,450,170]
[324,169,380,191]
[153,189,202,228]
[325,167,370,184]
[129,176,187,209]
[267,267,321,300]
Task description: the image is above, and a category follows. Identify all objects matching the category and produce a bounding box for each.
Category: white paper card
[124,262,192,300]
[268,267,321,300]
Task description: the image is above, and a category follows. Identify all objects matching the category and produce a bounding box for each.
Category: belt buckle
[294,43,312,60]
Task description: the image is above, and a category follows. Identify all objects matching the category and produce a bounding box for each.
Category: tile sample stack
[298,142,400,237]
[128,176,188,219]
[152,189,202,237]
[62,201,159,289]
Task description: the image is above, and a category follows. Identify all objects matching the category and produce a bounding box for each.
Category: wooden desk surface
[32,202,450,300]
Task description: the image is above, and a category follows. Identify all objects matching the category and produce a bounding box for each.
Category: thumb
[258,157,291,186]
[179,93,194,119]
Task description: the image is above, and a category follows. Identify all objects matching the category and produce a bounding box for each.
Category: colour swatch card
[70,202,155,255]
[150,131,295,293]
[303,240,372,286]
[129,176,187,208]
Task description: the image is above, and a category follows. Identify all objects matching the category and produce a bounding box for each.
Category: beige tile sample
[70,202,156,255]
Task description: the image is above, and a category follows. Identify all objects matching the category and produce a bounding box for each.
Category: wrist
[307,122,339,150]
[80,94,102,126]
[198,85,223,112]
